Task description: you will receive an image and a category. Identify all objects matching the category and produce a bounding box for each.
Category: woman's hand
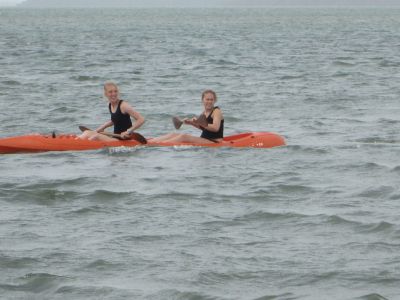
[120,131,132,139]
[184,117,197,125]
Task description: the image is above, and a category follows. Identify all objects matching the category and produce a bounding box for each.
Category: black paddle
[172,114,208,130]
[79,126,147,144]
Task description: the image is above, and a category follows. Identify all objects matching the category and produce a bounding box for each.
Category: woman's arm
[184,117,201,129]
[121,101,145,133]
[95,120,113,132]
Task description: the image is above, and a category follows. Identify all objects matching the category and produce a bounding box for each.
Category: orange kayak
[0,132,285,154]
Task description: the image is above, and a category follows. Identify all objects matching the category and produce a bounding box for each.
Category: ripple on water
[378,60,400,68]
[85,259,124,271]
[144,289,223,300]
[1,188,81,206]
[0,255,39,269]
[70,75,102,82]
[232,210,308,225]
[85,189,137,202]
[1,80,21,85]
[332,60,356,67]
[356,294,389,300]
[252,293,299,300]
[0,273,68,294]
[357,186,395,199]
[55,285,125,298]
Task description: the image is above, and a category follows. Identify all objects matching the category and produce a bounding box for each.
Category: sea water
[0,7,400,299]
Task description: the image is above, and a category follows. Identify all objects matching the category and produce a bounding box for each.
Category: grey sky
[0,0,23,5]
[1,0,400,7]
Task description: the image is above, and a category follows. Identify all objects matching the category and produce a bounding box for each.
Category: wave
[1,80,21,86]
[327,215,361,227]
[85,259,123,270]
[253,293,298,300]
[354,137,400,145]
[332,216,398,236]
[279,74,305,80]
[55,285,118,297]
[112,233,183,244]
[356,293,389,300]
[85,189,136,201]
[70,75,102,81]
[357,186,394,199]
[378,118,400,125]
[0,273,67,294]
[331,71,351,77]
[288,271,340,286]
[0,255,39,269]
[389,193,400,200]
[333,61,356,67]
[209,58,239,66]
[378,60,400,68]
[284,145,330,155]
[146,289,222,300]
[1,178,139,205]
[234,210,306,222]
[11,177,92,190]
[197,270,262,284]
[67,205,105,215]
[47,116,78,124]
[48,106,79,114]
[335,56,354,61]
[341,162,388,172]
[0,187,81,205]
[327,215,397,234]
[361,221,395,234]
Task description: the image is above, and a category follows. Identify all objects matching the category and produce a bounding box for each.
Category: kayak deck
[0,132,285,154]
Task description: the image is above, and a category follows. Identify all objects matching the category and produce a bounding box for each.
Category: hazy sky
[0,0,23,5]
[1,0,400,6]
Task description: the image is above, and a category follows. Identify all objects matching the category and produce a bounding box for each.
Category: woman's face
[202,92,216,110]
[104,84,119,103]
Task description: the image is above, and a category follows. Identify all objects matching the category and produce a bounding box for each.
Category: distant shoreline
[11,0,400,8]
[2,5,400,9]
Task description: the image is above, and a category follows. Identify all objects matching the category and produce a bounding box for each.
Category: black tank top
[200,107,224,140]
[109,100,132,134]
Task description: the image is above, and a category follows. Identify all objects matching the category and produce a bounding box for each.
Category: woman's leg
[76,130,115,141]
[76,130,96,140]
[166,134,215,144]
[88,133,115,141]
[151,132,181,142]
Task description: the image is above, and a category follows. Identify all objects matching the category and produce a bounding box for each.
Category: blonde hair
[103,81,119,92]
[202,89,217,102]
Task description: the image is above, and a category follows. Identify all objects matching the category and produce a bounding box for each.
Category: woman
[78,82,145,141]
[152,89,224,143]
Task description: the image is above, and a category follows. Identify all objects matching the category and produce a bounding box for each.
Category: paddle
[79,126,147,144]
[172,114,208,130]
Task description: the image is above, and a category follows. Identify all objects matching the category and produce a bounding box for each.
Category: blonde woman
[79,82,145,141]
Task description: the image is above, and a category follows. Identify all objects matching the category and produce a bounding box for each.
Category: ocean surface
[1,7,400,300]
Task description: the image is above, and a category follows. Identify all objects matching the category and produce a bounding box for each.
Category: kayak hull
[0,132,285,154]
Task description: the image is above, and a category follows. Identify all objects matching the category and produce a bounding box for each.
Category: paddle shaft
[79,126,147,144]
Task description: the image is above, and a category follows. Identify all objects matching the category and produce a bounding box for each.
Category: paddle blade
[172,116,183,129]
[129,132,147,144]
[79,125,91,132]
[196,114,208,128]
